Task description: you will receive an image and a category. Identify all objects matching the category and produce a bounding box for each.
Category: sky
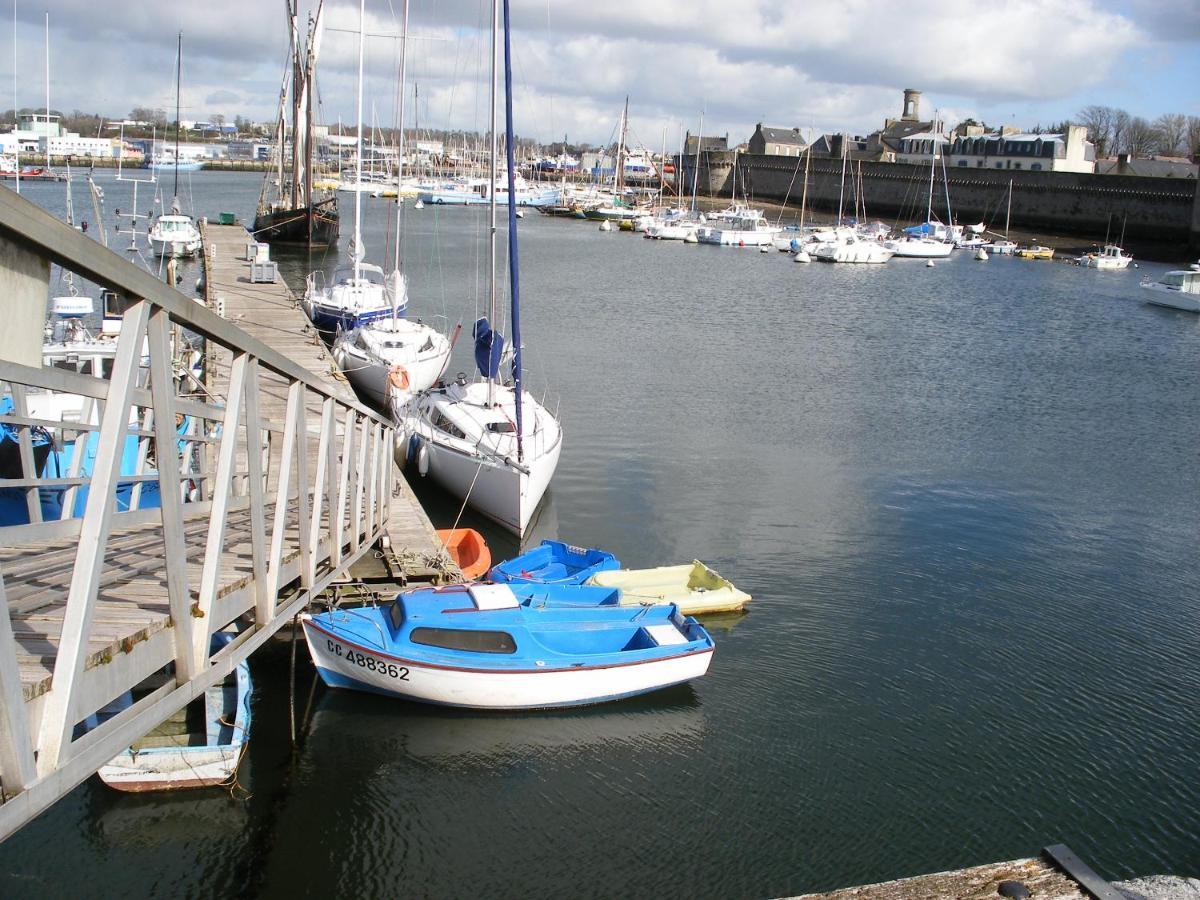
[9,0,1200,148]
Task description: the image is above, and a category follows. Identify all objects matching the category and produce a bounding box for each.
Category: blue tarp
[473,317,505,379]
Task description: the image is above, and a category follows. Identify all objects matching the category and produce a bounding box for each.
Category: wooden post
[0,574,36,796]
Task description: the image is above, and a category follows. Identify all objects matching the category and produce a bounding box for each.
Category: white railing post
[352,415,369,551]
[0,574,36,796]
[35,299,150,775]
[147,308,196,683]
[365,421,379,545]
[307,398,334,586]
[243,358,269,625]
[263,381,302,610]
[294,386,312,590]
[333,409,356,566]
[7,385,41,524]
[193,351,248,673]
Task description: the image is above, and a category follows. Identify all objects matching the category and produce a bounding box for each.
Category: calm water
[2,172,1198,898]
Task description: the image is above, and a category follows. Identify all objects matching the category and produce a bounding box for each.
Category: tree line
[1076,106,1200,160]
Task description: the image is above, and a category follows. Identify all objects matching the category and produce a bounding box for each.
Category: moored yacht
[1080,244,1133,270]
[1140,262,1200,312]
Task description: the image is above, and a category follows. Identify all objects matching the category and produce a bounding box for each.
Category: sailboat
[989,180,1018,255]
[391,0,563,535]
[330,0,452,405]
[810,143,892,264]
[885,119,955,259]
[301,2,390,334]
[252,1,339,249]
[148,32,202,259]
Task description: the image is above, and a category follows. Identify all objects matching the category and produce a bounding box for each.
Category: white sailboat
[331,0,451,406]
[148,32,202,259]
[301,4,389,333]
[391,0,562,535]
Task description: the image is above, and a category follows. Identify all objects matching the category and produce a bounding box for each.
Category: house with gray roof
[748,124,807,157]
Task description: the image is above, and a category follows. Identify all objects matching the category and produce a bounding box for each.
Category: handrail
[0,188,387,425]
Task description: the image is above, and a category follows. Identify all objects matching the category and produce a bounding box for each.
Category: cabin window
[389,602,404,631]
[411,627,516,654]
[486,421,516,434]
[430,411,466,440]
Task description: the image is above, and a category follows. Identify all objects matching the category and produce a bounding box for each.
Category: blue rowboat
[489,539,620,585]
[301,582,714,710]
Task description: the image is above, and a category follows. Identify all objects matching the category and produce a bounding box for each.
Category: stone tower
[902,89,921,122]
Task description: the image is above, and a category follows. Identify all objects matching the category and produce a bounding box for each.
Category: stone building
[747,124,807,157]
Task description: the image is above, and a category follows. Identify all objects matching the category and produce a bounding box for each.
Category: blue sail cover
[473,317,505,379]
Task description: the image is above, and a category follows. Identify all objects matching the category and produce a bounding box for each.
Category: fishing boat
[300,582,714,709]
[1140,262,1200,313]
[91,631,251,792]
[391,0,563,536]
[587,561,752,616]
[435,528,492,581]
[1080,244,1133,269]
[490,539,620,585]
[148,33,202,259]
[252,2,339,249]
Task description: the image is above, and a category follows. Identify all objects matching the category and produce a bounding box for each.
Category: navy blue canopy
[473,317,506,380]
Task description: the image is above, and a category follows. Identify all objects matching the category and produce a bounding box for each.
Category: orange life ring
[388,365,411,391]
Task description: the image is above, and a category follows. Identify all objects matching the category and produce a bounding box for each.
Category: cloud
[7,0,1180,145]
[205,89,241,106]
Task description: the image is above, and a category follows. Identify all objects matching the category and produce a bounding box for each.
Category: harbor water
[1,172,1198,897]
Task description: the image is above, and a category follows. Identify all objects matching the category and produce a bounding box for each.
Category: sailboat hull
[252,199,340,248]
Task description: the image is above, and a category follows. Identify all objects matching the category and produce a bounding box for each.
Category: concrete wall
[680,151,1200,257]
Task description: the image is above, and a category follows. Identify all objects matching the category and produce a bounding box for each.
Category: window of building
[1014,163,1022,169]
[996,162,1004,169]
[957,160,968,166]
[1031,163,1042,171]
[410,627,517,654]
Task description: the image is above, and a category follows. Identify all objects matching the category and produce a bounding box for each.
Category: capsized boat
[436,528,492,581]
[587,561,751,616]
[301,583,714,709]
[490,539,620,585]
[92,631,251,792]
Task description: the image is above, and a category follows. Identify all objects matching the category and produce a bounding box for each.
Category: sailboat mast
[12,0,18,194]
[501,0,523,459]
[1005,178,1012,239]
[353,0,364,282]
[689,114,703,211]
[614,95,627,194]
[926,114,936,225]
[798,143,810,232]
[486,0,498,407]
[393,0,409,275]
[836,140,846,226]
[42,11,47,170]
[173,31,181,201]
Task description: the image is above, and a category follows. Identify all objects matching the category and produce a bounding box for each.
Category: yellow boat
[587,561,751,615]
[1018,245,1055,260]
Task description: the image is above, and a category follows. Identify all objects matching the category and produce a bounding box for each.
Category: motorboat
[1080,244,1133,270]
[435,528,492,581]
[1140,262,1200,312]
[490,539,620,585]
[394,369,563,535]
[147,211,202,258]
[300,582,714,709]
[587,560,752,616]
[696,207,781,246]
[89,631,251,792]
[990,240,1018,256]
[1018,245,1055,260]
[812,228,893,264]
[331,313,452,407]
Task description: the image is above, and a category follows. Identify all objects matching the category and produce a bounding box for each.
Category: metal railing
[0,186,396,840]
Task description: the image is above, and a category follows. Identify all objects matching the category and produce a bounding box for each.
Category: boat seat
[468,583,519,610]
[643,624,689,647]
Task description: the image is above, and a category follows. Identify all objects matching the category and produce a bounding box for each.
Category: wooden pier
[0,189,449,841]
[199,220,447,578]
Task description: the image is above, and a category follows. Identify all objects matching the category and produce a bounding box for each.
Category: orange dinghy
[436,528,493,581]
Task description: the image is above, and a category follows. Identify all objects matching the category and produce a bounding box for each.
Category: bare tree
[1110,108,1132,155]
[1154,113,1188,156]
[1125,117,1159,157]
[1184,116,1200,161]
[1076,104,1115,156]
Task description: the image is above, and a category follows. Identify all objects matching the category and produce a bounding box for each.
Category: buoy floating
[794,251,811,263]
[414,199,425,209]
[926,259,935,268]
[599,221,613,232]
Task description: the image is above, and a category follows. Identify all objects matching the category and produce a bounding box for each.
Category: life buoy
[388,365,411,392]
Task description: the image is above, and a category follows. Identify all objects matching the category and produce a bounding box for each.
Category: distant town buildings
[748,124,807,157]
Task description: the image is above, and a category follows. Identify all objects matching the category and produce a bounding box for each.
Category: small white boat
[587,560,752,616]
[1141,262,1200,313]
[885,236,955,259]
[1080,244,1133,270]
[990,240,1018,256]
[812,229,893,264]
